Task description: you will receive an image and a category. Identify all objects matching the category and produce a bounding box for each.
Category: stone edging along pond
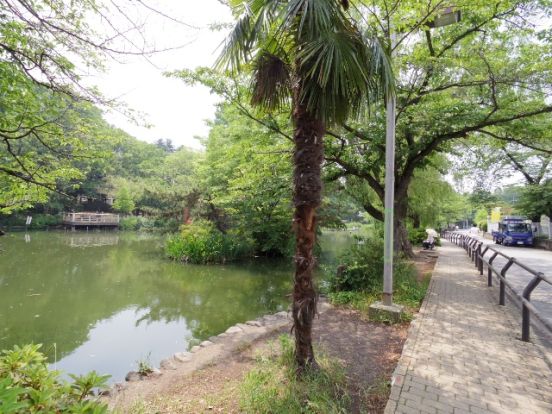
[107,300,332,408]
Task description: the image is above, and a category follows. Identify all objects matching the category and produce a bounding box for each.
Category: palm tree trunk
[291,91,325,373]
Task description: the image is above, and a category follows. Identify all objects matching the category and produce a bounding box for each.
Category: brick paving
[385,241,552,414]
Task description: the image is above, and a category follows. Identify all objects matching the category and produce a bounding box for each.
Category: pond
[0,230,352,382]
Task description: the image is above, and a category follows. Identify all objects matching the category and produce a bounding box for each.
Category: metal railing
[443,231,552,342]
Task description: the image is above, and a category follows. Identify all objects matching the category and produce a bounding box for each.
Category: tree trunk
[394,192,414,258]
[411,212,421,229]
[291,94,325,373]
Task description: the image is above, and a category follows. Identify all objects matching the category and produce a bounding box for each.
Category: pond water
[0,230,352,382]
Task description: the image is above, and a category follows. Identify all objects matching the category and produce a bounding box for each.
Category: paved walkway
[385,241,552,414]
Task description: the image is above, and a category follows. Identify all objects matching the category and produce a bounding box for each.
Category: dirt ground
[121,252,438,414]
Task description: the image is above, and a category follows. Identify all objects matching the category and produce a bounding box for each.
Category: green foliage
[239,335,350,413]
[469,189,499,211]
[136,353,153,377]
[408,162,469,229]
[218,0,392,125]
[474,208,489,228]
[165,220,254,264]
[517,179,552,221]
[0,214,62,229]
[119,216,178,232]
[318,0,552,250]
[194,103,295,257]
[0,344,109,413]
[408,228,429,246]
[119,216,141,230]
[329,237,385,292]
[113,187,135,214]
[327,235,429,310]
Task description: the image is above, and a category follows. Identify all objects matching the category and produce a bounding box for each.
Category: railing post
[499,258,515,306]
[487,252,498,286]
[522,275,543,342]
[479,246,489,275]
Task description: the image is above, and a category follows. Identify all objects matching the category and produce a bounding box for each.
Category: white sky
[90,1,233,150]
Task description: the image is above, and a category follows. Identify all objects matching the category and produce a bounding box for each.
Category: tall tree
[517,179,552,224]
[216,0,392,372]
[324,0,552,256]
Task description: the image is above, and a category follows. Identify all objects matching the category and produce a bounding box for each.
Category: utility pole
[376,5,462,316]
[382,87,395,306]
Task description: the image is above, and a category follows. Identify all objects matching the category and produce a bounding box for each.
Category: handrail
[443,230,552,342]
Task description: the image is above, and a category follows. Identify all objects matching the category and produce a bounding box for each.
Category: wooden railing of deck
[63,212,120,225]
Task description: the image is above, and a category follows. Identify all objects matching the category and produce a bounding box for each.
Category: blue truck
[491,216,534,246]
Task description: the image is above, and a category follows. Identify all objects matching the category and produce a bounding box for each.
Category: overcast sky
[90,0,233,149]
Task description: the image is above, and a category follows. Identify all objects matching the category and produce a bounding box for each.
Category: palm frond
[284,0,343,41]
[216,0,395,126]
[251,52,291,111]
[362,34,395,101]
[215,11,254,71]
[297,27,393,124]
[217,0,283,71]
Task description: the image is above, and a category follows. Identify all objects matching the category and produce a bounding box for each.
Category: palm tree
[217,0,393,372]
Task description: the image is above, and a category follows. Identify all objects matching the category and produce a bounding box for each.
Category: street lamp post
[382,91,395,306]
[381,6,461,309]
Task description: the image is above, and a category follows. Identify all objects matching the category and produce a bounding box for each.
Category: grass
[327,266,430,322]
[358,375,392,413]
[136,352,153,376]
[239,335,351,413]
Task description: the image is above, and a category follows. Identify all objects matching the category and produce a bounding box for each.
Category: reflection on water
[0,231,293,382]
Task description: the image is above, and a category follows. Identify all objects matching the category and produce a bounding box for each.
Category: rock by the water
[114,382,127,392]
[190,345,201,353]
[262,315,277,323]
[173,352,192,363]
[160,358,177,370]
[98,388,112,397]
[225,326,243,334]
[200,340,214,347]
[125,371,141,382]
[148,368,162,378]
[245,320,262,327]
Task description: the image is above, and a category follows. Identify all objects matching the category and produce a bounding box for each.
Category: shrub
[120,216,141,230]
[165,220,254,264]
[0,344,109,413]
[31,214,63,229]
[328,236,385,292]
[408,228,428,245]
[408,228,441,247]
[327,235,429,310]
[120,216,179,232]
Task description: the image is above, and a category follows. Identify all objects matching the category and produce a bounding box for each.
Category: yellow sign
[490,208,501,223]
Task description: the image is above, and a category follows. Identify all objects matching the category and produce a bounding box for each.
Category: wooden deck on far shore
[62,212,120,227]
